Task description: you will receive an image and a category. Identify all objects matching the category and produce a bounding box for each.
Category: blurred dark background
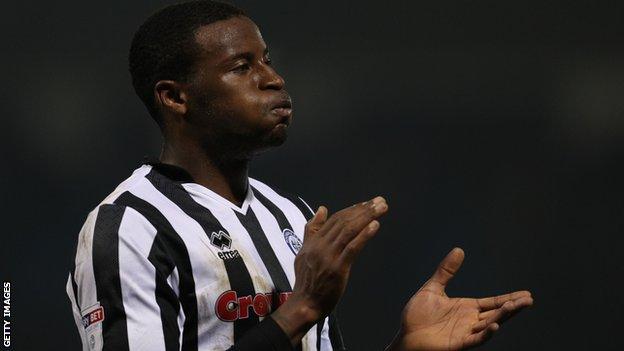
[3,1,623,350]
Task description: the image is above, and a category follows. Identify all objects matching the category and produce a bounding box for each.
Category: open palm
[387,248,533,351]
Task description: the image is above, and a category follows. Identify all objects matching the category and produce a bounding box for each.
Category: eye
[264,56,272,66]
[232,63,250,73]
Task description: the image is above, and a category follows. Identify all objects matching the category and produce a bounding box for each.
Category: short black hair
[129,0,247,126]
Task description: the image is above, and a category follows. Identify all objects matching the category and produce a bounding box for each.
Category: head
[129,1,291,160]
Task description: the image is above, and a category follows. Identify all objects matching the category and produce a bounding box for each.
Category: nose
[258,64,285,90]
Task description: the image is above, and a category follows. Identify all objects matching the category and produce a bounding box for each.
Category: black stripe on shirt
[253,187,305,228]
[145,169,259,342]
[222,254,259,341]
[275,190,315,221]
[234,208,292,295]
[148,232,182,351]
[92,204,129,351]
[114,192,199,351]
[316,318,324,350]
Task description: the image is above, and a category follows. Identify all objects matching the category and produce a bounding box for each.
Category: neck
[159,139,250,207]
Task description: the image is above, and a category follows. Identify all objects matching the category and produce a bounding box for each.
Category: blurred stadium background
[3,1,623,349]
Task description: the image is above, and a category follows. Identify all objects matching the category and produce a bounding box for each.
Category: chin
[267,132,288,147]
[269,123,289,144]
[254,129,288,155]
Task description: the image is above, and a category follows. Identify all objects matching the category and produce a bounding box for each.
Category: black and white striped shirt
[66,161,345,351]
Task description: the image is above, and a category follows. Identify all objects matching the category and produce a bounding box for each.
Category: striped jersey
[66,161,345,351]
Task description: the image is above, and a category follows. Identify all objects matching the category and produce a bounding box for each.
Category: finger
[464,323,499,348]
[339,220,381,264]
[471,318,490,334]
[303,206,328,241]
[319,197,376,236]
[426,247,465,290]
[472,300,514,332]
[334,196,387,245]
[477,290,532,311]
[477,296,534,326]
[325,196,388,246]
[479,296,534,320]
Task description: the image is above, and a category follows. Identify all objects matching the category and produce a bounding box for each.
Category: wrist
[271,292,322,346]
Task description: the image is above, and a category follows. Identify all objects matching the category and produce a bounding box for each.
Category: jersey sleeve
[67,204,181,351]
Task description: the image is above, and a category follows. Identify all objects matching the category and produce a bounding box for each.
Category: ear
[154,80,189,116]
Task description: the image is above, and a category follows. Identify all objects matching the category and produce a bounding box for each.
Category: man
[66,1,533,350]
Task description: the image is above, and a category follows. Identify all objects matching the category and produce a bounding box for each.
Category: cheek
[210,85,259,115]
[192,76,272,133]
[207,97,264,136]
[221,91,270,129]
[236,90,263,110]
[218,75,265,111]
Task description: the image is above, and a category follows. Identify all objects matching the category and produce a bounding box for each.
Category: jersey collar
[142,156,254,214]
[143,156,195,183]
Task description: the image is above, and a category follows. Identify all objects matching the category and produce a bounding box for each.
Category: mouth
[270,99,293,124]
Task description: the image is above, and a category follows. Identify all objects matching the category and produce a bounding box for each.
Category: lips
[270,98,293,123]
[271,107,292,117]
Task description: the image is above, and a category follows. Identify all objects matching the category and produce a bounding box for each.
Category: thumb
[426,247,465,292]
[304,206,328,240]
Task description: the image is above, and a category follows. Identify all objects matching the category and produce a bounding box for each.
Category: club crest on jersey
[283,228,302,255]
[210,230,232,250]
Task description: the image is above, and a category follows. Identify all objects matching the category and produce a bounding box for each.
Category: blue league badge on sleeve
[282,228,302,255]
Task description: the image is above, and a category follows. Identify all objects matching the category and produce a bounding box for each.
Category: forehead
[193,16,266,61]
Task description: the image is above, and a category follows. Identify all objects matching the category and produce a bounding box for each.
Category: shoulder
[77,204,154,248]
[96,165,153,208]
[82,164,155,228]
[76,165,156,247]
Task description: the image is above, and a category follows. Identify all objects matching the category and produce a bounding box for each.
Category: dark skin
[154,15,533,350]
[156,16,291,206]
